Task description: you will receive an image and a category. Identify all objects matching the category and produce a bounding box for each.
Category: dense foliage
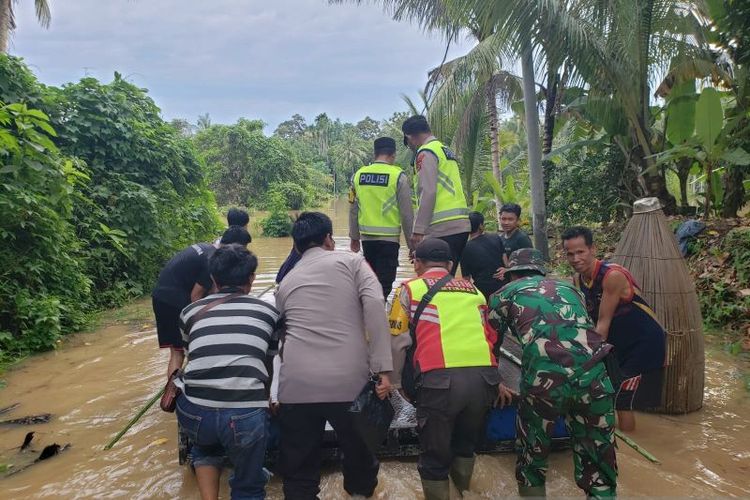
[0,56,220,359]
[261,190,293,237]
[694,227,750,329]
[193,119,310,208]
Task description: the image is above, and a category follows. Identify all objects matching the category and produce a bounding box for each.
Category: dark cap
[414,238,453,262]
[506,248,547,275]
[373,137,396,151]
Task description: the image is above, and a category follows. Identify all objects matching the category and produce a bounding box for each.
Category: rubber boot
[518,485,547,498]
[421,479,450,500]
[449,456,475,495]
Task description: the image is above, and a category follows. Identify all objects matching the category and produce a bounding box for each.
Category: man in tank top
[562,226,666,432]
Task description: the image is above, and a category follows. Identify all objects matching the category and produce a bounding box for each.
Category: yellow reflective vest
[400,271,497,372]
[353,162,404,237]
[416,140,470,225]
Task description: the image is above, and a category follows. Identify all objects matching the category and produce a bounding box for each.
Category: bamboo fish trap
[612,198,705,414]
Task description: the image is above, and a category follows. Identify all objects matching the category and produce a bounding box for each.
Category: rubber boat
[177,292,570,466]
[177,336,569,466]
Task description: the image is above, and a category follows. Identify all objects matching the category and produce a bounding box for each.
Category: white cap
[633,197,663,214]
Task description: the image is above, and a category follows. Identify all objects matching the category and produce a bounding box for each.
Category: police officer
[389,239,503,500]
[349,136,414,298]
[488,249,618,498]
[402,115,470,274]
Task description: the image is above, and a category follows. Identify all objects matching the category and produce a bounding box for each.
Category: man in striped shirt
[175,244,280,500]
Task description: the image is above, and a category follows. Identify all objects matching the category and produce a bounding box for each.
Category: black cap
[373,137,396,151]
[414,238,453,262]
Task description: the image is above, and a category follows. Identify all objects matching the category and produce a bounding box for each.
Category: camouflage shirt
[488,275,606,380]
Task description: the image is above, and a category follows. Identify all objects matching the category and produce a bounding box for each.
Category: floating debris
[20,432,34,451]
[0,403,20,416]
[38,444,64,461]
[0,414,52,426]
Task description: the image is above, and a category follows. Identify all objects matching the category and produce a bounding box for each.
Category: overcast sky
[11,0,474,131]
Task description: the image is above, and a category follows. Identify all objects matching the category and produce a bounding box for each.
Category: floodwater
[1,199,749,499]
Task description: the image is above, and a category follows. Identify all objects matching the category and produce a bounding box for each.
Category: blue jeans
[176,394,269,500]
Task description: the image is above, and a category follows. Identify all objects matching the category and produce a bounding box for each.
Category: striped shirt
[175,288,280,409]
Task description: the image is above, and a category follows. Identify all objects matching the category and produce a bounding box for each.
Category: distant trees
[194,118,308,207]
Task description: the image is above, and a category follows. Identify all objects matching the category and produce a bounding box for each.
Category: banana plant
[655,86,750,217]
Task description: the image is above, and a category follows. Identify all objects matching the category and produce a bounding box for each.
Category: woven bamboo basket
[611,197,705,414]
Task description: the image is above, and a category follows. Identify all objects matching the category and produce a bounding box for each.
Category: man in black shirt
[460,212,506,300]
[494,203,534,283]
[152,225,251,378]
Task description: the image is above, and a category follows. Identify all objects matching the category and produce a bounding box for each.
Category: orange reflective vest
[401,269,497,373]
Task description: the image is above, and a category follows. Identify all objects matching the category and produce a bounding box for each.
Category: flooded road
[2,199,749,498]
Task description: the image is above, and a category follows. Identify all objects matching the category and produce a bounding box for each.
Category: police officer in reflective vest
[349,137,414,298]
[388,239,506,500]
[402,115,471,274]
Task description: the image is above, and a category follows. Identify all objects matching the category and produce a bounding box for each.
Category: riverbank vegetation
[0,57,220,361]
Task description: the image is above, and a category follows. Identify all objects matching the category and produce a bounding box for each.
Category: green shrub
[547,145,622,226]
[725,227,750,286]
[267,181,307,210]
[0,102,91,357]
[0,56,220,359]
[695,227,750,329]
[261,190,292,237]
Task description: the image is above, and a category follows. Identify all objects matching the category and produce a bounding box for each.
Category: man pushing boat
[488,249,619,498]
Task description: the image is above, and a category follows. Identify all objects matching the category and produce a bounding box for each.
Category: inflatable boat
[177,336,570,466]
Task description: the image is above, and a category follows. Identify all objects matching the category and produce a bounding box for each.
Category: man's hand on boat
[375,373,392,400]
[495,383,517,408]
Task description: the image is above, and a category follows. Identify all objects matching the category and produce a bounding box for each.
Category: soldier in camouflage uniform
[488,249,618,498]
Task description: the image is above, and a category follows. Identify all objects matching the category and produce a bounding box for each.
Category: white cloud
[12,0,475,130]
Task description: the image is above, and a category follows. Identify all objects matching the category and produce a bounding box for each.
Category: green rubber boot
[449,456,475,495]
[518,485,547,498]
[421,479,450,500]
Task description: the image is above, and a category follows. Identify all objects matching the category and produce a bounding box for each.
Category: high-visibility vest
[353,162,404,237]
[404,273,497,373]
[415,140,470,225]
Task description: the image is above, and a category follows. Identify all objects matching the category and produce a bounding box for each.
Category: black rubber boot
[518,485,547,497]
[449,456,475,495]
[421,479,450,500]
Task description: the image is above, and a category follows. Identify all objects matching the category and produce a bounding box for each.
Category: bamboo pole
[257,283,276,298]
[614,429,660,463]
[104,387,164,450]
[105,284,275,451]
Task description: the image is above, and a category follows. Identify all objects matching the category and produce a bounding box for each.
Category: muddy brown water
[2,199,749,498]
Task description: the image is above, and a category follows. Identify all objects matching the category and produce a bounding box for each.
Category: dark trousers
[278,402,379,499]
[362,240,400,298]
[416,367,498,481]
[436,232,470,275]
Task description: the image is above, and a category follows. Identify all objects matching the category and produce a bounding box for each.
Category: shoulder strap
[408,273,454,344]
[185,292,243,334]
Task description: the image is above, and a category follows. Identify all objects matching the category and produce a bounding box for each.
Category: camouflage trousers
[516,363,618,498]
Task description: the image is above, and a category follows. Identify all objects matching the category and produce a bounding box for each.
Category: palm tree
[330,0,553,256]
[331,0,522,220]
[0,0,51,53]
